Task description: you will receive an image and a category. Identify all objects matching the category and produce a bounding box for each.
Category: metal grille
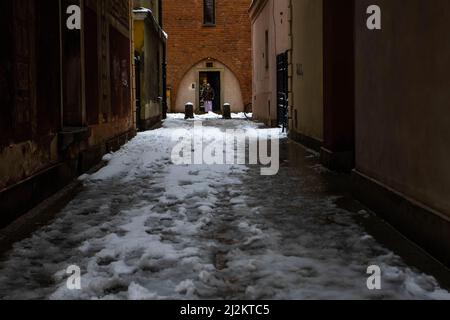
[277,51,289,132]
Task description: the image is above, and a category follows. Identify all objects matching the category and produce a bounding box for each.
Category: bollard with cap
[223,103,231,119]
[185,102,194,120]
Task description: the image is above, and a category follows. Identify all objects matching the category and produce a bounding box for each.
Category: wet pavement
[0,116,449,300]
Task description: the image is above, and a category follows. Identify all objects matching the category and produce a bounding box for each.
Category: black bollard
[185,102,194,119]
[223,103,231,119]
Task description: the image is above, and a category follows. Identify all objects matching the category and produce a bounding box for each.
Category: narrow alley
[0,115,448,300]
[2,0,450,305]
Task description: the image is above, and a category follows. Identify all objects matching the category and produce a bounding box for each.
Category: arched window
[204,0,215,26]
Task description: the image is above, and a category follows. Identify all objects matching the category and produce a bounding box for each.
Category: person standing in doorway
[202,83,215,113]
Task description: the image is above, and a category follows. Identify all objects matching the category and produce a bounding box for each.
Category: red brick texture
[163,0,252,110]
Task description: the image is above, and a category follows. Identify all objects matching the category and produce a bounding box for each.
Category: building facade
[133,0,167,130]
[163,0,252,113]
[0,0,135,228]
[249,0,291,127]
[250,0,450,266]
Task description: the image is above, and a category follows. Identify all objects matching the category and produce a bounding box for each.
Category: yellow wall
[134,20,145,52]
[133,11,164,126]
[290,0,324,142]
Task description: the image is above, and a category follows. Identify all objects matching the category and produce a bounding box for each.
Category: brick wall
[163,0,252,110]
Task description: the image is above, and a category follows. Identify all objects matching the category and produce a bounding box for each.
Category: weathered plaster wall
[355,0,450,217]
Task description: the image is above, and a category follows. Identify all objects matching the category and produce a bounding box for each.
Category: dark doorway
[199,71,221,112]
[277,52,289,132]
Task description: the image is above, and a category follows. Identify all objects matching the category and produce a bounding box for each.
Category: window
[204,0,215,25]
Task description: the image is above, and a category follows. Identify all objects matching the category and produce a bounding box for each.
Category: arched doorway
[175,59,244,113]
[199,71,221,112]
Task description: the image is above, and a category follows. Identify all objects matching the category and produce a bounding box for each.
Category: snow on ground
[167,112,252,120]
[0,116,448,300]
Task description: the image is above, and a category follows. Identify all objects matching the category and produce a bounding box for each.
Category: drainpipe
[162,43,167,119]
[160,0,168,118]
